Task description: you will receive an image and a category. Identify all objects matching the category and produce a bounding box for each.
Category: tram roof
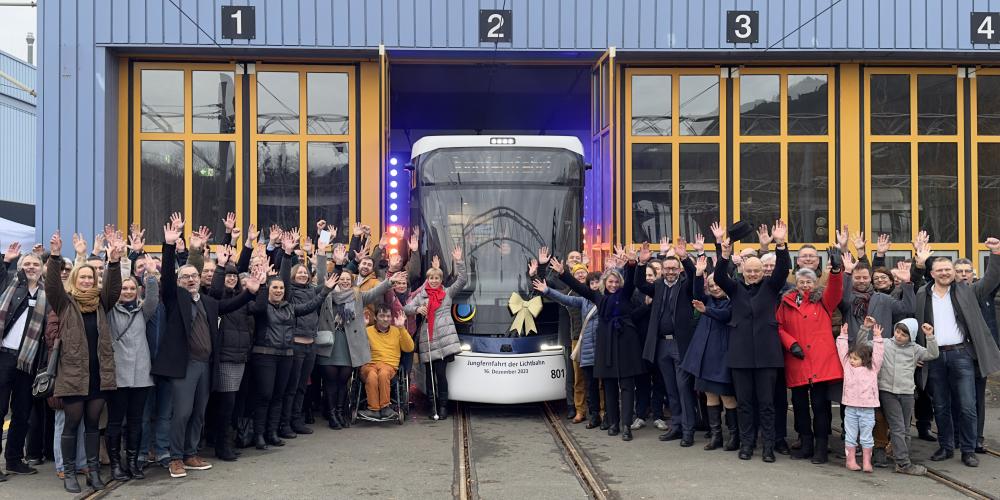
[410,136,585,159]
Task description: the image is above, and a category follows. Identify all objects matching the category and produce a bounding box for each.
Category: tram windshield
[414,147,584,335]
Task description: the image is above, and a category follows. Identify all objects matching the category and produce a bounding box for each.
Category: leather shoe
[659,429,682,442]
[974,446,987,454]
[265,432,285,447]
[738,447,753,460]
[930,448,954,461]
[917,430,937,442]
[762,446,776,463]
[278,427,297,439]
[773,440,790,455]
[622,429,633,442]
[679,436,694,447]
[961,453,979,467]
[599,420,610,431]
[566,409,577,420]
[607,426,620,437]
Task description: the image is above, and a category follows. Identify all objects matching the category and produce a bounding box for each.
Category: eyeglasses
[178,273,200,280]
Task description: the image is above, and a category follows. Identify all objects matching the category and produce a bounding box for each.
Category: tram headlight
[540,344,563,351]
[461,344,472,351]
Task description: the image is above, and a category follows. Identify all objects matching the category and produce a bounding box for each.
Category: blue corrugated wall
[0,50,35,208]
[36,0,1000,241]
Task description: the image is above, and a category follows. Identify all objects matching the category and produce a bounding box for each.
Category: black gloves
[790,343,805,360]
[828,247,843,273]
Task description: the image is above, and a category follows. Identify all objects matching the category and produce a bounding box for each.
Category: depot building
[35,0,1000,267]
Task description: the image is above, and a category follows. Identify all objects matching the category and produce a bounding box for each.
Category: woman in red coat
[776,249,846,465]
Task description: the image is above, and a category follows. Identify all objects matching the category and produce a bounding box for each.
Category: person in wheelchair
[358,304,414,420]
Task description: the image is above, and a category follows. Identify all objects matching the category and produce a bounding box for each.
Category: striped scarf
[0,278,48,373]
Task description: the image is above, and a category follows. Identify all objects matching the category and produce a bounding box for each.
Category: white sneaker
[630,418,646,430]
[653,419,669,431]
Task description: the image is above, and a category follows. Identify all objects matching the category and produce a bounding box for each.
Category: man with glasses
[953,258,999,454]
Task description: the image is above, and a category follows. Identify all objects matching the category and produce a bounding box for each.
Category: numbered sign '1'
[480,9,512,43]
[221,6,256,40]
[726,10,759,44]
[971,12,1000,44]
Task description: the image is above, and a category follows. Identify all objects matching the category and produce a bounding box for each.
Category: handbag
[32,338,60,399]
[315,330,335,358]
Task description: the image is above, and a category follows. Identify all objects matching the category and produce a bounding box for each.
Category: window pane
[307,73,349,135]
[739,75,780,135]
[679,144,719,240]
[631,75,671,135]
[788,143,829,242]
[979,143,1000,240]
[192,71,237,134]
[140,141,184,245]
[631,143,671,243]
[307,143,350,239]
[679,75,720,136]
[602,133,612,237]
[739,143,781,242]
[870,143,911,242]
[192,142,237,240]
[257,142,300,230]
[600,62,608,130]
[977,76,1000,135]
[870,75,910,135]
[788,75,828,135]
[918,142,958,241]
[917,75,957,135]
[257,72,299,134]
[141,70,184,133]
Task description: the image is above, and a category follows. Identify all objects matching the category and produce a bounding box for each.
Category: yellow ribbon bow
[507,293,544,337]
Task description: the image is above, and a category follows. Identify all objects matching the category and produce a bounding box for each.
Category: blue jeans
[52,410,86,472]
[140,375,173,462]
[844,406,875,448]
[927,347,977,453]
[657,338,696,436]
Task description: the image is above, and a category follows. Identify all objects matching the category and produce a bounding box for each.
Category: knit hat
[570,264,588,275]
[895,318,919,339]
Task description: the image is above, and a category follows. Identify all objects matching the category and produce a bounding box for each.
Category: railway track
[454,403,612,500]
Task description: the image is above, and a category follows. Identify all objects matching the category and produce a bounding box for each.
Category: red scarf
[424,285,446,341]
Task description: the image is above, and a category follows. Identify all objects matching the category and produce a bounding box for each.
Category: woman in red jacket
[776,249,846,465]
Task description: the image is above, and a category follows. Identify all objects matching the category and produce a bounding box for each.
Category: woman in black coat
[712,221,791,463]
[551,245,644,441]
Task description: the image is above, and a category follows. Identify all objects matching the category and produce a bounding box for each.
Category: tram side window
[631,144,672,243]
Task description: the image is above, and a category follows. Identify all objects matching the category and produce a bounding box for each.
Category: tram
[408,135,585,404]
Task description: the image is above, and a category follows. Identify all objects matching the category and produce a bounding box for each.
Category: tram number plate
[480,9,513,43]
[726,11,759,44]
[221,6,256,40]
[971,12,1000,44]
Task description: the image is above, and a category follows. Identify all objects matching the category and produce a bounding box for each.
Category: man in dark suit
[636,239,698,446]
[150,214,259,479]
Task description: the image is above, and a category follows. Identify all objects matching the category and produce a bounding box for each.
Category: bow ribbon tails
[507,293,543,337]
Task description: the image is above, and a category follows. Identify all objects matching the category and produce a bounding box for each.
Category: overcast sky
[0,4,37,63]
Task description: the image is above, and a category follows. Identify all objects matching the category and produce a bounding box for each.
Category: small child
[859,317,939,476]
[837,323,885,472]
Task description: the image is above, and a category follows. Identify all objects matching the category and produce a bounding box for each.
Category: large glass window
[307,143,351,238]
[975,73,1000,258]
[917,143,958,241]
[141,70,184,133]
[869,143,911,243]
[788,75,828,135]
[739,75,780,135]
[739,143,781,243]
[679,144,720,238]
[307,73,349,135]
[870,74,910,135]
[631,75,671,135]
[787,143,829,242]
[192,71,237,134]
[140,141,184,244]
[192,142,237,239]
[679,76,720,136]
[976,76,1000,135]
[631,144,672,242]
[979,144,1000,240]
[257,142,301,230]
[257,72,300,134]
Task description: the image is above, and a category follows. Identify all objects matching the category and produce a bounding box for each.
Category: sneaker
[168,460,187,478]
[159,457,173,469]
[652,419,669,431]
[182,456,212,471]
[895,463,927,476]
[26,457,44,466]
[4,461,38,475]
[382,408,399,420]
[630,418,646,430]
[359,409,381,420]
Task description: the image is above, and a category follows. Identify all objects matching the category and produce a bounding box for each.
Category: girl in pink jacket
[836,324,885,473]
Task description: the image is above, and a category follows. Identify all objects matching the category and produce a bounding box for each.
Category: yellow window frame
[249,64,357,238]
[863,67,965,255]
[624,67,728,252]
[733,67,837,251]
[131,62,244,253]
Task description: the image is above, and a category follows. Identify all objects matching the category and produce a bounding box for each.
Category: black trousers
[915,382,934,433]
[790,382,832,440]
[774,368,788,442]
[732,367,777,449]
[602,376,635,429]
[423,359,450,402]
[582,366,601,419]
[107,386,150,451]
[282,343,316,427]
[250,353,293,435]
[0,351,33,465]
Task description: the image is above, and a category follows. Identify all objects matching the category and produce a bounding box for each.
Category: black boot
[704,406,724,451]
[107,434,130,481]
[811,436,829,464]
[723,410,741,452]
[265,431,285,447]
[214,432,238,462]
[254,433,268,450]
[61,435,82,493]
[327,410,342,430]
[335,406,351,428]
[438,399,449,420]
[278,423,298,439]
[84,432,106,490]
[126,450,145,479]
[762,444,776,463]
[586,413,601,429]
[791,434,814,460]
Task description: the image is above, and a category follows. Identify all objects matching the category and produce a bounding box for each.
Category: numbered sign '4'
[972,12,1000,44]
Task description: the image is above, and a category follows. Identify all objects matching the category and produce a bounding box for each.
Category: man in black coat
[150,214,258,479]
[636,240,698,445]
[713,220,791,463]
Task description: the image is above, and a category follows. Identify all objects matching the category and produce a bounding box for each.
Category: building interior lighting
[390,203,397,211]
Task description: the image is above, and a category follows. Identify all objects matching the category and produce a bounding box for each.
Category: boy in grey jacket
[859,317,939,475]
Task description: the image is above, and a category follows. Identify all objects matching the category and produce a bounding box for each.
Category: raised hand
[393,311,407,328]
[93,233,106,256]
[852,229,866,253]
[532,279,548,294]
[451,246,463,262]
[245,224,259,246]
[612,244,627,263]
[549,256,564,275]
[175,238,186,253]
[872,324,884,338]
[389,271,407,285]
[3,242,21,263]
[316,219,327,234]
[528,258,538,277]
[128,229,145,253]
[169,212,184,232]
[31,244,43,257]
[842,250,857,274]
[693,233,705,254]
[538,246,550,265]
[691,299,706,313]
[332,244,348,265]
[72,233,87,256]
[268,225,282,245]
[771,220,788,245]
[637,241,652,264]
[674,237,688,260]
[695,255,708,276]
[231,225,241,242]
[863,315,876,330]
[163,221,182,246]
[758,224,773,247]
[190,226,212,249]
[324,269,340,289]
[408,227,419,253]
[352,222,364,237]
[876,233,891,256]
[281,230,297,254]
[217,245,234,267]
[379,232,390,250]
[835,224,850,252]
[710,221,725,242]
[431,255,441,270]
[141,253,158,275]
[222,212,236,233]
[354,245,370,263]
[108,235,126,263]
[388,252,402,271]
[719,237,732,259]
[986,237,1000,253]
[245,267,265,294]
[49,231,63,256]
[659,235,670,251]
[914,241,934,268]
[921,323,935,338]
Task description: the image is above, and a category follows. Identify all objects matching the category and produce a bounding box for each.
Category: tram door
[589,48,617,269]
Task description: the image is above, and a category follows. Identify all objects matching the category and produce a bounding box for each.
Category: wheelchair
[347,352,412,425]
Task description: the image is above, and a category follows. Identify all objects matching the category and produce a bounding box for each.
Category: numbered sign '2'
[480,9,512,43]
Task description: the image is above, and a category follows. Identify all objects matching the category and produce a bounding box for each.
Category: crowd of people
[0,212,998,494]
